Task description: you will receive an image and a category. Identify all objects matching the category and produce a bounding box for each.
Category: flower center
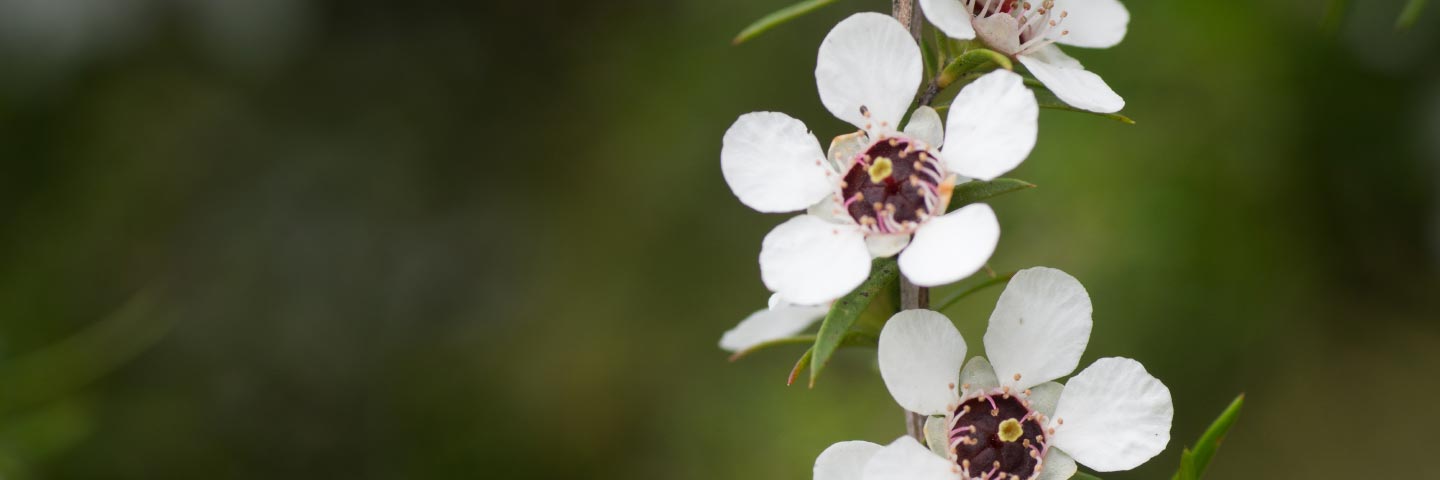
[838,136,947,234]
[966,0,1070,56]
[946,390,1049,480]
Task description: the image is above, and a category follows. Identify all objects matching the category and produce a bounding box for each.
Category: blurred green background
[0,0,1436,478]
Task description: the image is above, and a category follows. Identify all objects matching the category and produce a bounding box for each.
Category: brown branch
[894,0,931,444]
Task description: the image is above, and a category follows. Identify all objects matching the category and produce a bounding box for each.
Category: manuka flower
[919,0,1130,113]
[813,267,1172,480]
[722,12,1038,305]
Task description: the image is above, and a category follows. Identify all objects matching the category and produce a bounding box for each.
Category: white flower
[719,294,829,353]
[722,12,1039,305]
[919,0,1130,113]
[814,267,1172,480]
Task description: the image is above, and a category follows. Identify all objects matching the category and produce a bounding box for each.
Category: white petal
[808,196,852,224]
[1051,358,1173,472]
[1036,448,1078,480]
[828,130,871,171]
[861,436,958,480]
[816,13,922,134]
[878,310,965,416]
[983,267,1093,392]
[1054,0,1130,49]
[898,204,1000,287]
[939,70,1037,181]
[815,441,884,480]
[760,215,872,305]
[718,303,829,352]
[1026,381,1065,418]
[866,234,911,258]
[1018,46,1124,114]
[919,0,976,40]
[958,356,999,398]
[722,112,835,212]
[904,106,945,148]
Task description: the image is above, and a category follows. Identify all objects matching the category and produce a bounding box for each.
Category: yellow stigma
[868,156,893,183]
[998,418,1024,442]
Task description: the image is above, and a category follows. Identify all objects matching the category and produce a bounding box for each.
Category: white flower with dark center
[919,0,1130,113]
[722,12,1039,306]
[812,267,1172,480]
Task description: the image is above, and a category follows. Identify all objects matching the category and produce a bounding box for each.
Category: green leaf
[809,258,900,386]
[921,36,941,80]
[1172,393,1245,480]
[1397,0,1429,30]
[935,48,1013,89]
[946,178,1036,212]
[731,0,838,45]
[1031,87,1135,125]
[727,332,876,362]
[0,288,173,414]
[786,348,813,386]
[1073,473,1104,480]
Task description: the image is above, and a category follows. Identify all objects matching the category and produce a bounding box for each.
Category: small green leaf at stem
[935,48,1013,89]
[946,178,1036,212]
[732,0,838,45]
[934,271,1016,311]
[810,258,900,387]
[1397,0,1429,30]
[1172,393,1245,480]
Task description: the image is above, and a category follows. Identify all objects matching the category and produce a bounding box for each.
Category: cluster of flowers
[718,2,1172,480]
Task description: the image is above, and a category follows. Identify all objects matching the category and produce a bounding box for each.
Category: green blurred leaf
[1322,0,1350,33]
[1172,393,1245,480]
[1397,0,1429,29]
[1073,473,1104,480]
[0,288,173,414]
[809,258,899,387]
[732,0,838,45]
[728,332,876,362]
[1031,87,1135,125]
[946,178,1036,212]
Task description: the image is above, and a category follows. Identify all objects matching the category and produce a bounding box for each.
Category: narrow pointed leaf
[787,348,813,386]
[809,258,899,386]
[732,0,838,45]
[1172,393,1245,480]
[728,332,876,362]
[946,178,1036,211]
